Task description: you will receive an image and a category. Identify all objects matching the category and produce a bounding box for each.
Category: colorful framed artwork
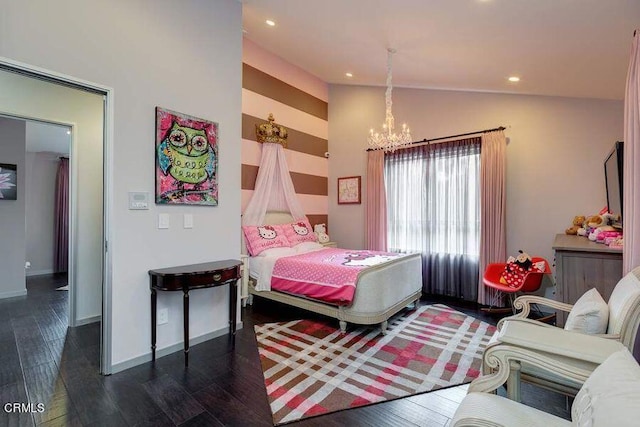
[155,107,218,205]
[0,163,17,200]
[337,176,361,204]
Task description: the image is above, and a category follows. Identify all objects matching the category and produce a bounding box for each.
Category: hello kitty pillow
[242,224,290,256]
[282,220,318,246]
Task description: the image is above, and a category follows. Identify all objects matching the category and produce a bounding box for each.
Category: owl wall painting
[155,107,218,205]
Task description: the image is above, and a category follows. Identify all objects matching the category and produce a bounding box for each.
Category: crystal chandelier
[368,48,412,152]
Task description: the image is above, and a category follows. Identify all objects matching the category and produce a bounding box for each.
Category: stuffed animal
[565,215,586,235]
[609,236,624,250]
[589,225,616,242]
[313,223,330,244]
[578,214,605,237]
[499,250,544,288]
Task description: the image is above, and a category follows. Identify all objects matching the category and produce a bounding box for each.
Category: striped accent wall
[242,38,329,230]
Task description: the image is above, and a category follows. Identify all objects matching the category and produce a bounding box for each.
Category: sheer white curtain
[242,143,306,225]
[624,30,640,273]
[385,138,481,301]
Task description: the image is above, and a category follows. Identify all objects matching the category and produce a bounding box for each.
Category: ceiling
[26,121,70,154]
[242,0,640,100]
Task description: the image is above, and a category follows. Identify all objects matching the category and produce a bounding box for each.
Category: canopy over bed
[242,113,306,225]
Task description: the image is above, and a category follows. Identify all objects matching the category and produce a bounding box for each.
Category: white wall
[0,0,242,368]
[25,151,63,277]
[0,117,26,298]
[329,85,623,296]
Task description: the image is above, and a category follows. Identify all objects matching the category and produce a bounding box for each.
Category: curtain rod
[366,126,506,151]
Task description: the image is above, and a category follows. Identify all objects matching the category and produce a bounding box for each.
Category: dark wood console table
[149,259,242,367]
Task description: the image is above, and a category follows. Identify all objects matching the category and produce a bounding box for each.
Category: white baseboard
[0,289,28,299]
[74,315,101,326]
[26,269,55,277]
[110,321,244,374]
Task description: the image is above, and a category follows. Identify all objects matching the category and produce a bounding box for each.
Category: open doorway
[24,121,71,282]
[0,60,112,374]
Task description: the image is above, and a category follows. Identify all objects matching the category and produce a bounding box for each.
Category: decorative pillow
[242,224,290,256]
[282,220,317,246]
[572,349,640,426]
[564,288,609,334]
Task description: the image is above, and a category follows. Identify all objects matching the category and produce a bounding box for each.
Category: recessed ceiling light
[345,72,353,78]
[265,20,275,27]
[508,76,520,82]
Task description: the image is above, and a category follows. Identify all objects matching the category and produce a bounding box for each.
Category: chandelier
[368,48,412,152]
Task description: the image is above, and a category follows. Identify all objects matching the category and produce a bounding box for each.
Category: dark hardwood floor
[0,275,571,426]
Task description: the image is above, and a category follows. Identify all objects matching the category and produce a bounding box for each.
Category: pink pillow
[282,220,318,246]
[242,224,290,256]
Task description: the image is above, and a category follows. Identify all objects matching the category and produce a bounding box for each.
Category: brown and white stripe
[242,39,329,229]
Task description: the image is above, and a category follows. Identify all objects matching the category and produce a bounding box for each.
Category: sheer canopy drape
[242,143,306,225]
[366,150,387,251]
[478,130,507,305]
[54,157,69,273]
[624,30,640,274]
[385,138,481,301]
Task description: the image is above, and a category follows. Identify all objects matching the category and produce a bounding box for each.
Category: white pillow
[564,288,609,334]
[293,241,324,253]
[572,349,640,426]
[257,247,297,258]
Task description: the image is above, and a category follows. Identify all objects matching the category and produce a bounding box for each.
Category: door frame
[0,56,114,374]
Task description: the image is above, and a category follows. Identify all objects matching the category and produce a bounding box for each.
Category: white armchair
[497,266,640,352]
[452,348,640,427]
[485,266,640,399]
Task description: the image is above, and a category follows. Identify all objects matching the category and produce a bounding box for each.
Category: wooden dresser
[553,234,623,326]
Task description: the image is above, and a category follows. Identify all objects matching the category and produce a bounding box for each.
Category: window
[385,138,480,300]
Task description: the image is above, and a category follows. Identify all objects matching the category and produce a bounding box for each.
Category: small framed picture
[0,163,17,200]
[337,176,361,205]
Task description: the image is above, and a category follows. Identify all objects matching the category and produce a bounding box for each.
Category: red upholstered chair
[482,257,552,314]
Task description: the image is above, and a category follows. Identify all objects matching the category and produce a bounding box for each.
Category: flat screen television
[604,141,624,227]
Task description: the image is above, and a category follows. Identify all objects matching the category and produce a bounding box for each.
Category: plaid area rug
[255,304,496,425]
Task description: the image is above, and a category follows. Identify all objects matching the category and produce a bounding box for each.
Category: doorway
[0,59,113,374]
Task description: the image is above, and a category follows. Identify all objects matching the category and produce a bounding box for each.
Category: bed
[240,211,422,333]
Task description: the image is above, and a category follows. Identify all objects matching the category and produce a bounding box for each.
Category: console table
[553,234,622,326]
[149,259,242,367]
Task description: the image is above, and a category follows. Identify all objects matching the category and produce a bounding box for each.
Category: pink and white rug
[255,304,496,425]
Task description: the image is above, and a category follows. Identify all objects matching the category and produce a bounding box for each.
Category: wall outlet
[157,308,168,325]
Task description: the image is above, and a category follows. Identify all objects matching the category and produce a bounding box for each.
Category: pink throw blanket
[271,248,404,305]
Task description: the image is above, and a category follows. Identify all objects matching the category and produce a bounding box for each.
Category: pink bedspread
[271,248,404,305]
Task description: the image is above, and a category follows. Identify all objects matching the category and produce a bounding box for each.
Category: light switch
[184,214,193,229]
[158,213,170,229]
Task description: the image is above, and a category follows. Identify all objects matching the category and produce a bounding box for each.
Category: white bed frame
[240,211,423,333]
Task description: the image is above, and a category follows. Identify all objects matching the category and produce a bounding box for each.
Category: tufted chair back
[606,266,640,352]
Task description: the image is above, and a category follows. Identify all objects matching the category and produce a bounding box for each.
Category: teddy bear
[313,223,330,243]
[578,214,604,237]
[565,215,586,235]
